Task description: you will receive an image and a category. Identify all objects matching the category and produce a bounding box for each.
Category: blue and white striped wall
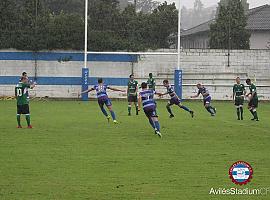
[0,51,138,98]
[1,50,270,100]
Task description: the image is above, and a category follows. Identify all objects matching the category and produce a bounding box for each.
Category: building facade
[180,5,270,50]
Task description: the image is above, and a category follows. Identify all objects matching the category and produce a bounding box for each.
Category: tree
[136,0,159,14]
[0,0,20,48]
[46,12,84,50]
[43,0,84,15]
[209,0,250,49]
[148,2,178,48]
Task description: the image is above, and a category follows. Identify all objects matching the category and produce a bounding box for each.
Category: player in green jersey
[147,73,156,91]
[15,76,35,128]
[127,74,139,116]
[233,77,246,120]
[246,78,259,121]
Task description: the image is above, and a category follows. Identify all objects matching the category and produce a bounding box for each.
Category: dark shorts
[235,96,244,106]
[144,106,158,118]
[169,97,181,105]
[128,95,138,102]
[203,96,211,105]
[248,98,258,108]
[17,104,30,114]
[98,98,112,107]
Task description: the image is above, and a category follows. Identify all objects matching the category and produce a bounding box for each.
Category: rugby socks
[236,108,240,120]
[17,114,21,126]
[128,105,131,115]
[180,105,190,112]
[206,107,213,114]
[148,118,155,129]
[154,121,160,132]
[25,114,31,126]
[110,110,116,121]
[100,106,108,117]
[253,109,258,120]
[166,104,173,115]
[240,107,243,119]
[136,104,139,115]
[209,106,216,114]
[249,109,255,118]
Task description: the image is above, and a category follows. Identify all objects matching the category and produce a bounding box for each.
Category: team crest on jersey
[229,161,253,185]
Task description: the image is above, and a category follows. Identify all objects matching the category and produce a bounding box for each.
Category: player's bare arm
[108,87,125,92]
[190,93,199,98]
[81,88,94,94]
[137,95,142,111]
[157,92,168,97]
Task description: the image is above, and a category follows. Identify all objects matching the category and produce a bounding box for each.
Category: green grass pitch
[0,100,270,200]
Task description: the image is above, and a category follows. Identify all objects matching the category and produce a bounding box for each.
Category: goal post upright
[174,0,183,100]
[81,0,89,101]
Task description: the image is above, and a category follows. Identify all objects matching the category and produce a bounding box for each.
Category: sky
[161,0,270,9]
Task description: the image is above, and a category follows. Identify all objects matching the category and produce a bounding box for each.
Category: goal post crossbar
[86,51,179,56]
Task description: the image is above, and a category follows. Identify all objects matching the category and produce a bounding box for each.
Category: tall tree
[0,0,18,48]
[43,0,84,15]
[148,2,178,48]
[209,0,250,49]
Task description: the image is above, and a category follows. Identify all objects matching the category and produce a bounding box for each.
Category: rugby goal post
[82,0,182,101]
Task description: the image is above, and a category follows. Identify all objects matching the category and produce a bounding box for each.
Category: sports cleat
[169,114,174,118]
[155,131,162,138]
[256,119,259,121]
[128,113,131,116]
[211,113,215,117]
[107,116,111,123]
[27,125,33,129]
[17,125,22,128]
[190,111,194,118]
[113,120,118,124]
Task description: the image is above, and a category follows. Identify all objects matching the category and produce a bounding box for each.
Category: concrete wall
[0,49,270,100]
[250,31,270,49]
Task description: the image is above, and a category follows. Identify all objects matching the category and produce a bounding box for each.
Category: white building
[180,5,270,49]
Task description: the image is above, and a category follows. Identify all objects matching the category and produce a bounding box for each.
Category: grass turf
[0,100,269,200]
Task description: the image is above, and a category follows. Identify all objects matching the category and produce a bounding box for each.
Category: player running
[158,80,194,118]
[147,73,156,91]
[233,77,245,120]
[246,78,259,121]
[138,82,162,138]
[81,78,125,124]
[190,83,216,116]
[127,74,139,116]
[15,76,36,128]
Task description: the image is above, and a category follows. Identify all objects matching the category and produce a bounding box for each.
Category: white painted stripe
[233,168,249,172]
[233,175,250,180]
[143,104,155,108]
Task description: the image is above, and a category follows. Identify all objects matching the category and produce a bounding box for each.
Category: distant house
[180,4,270,49]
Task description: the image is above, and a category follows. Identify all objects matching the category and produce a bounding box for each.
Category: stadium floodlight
[81,0,183,101]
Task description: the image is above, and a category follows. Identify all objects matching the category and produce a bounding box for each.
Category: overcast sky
[161,0,270,9]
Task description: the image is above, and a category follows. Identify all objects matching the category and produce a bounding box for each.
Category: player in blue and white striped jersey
[81,78,125,123]
[158,80,194,118]
[138,82,162,138]
[190,83,216,116]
